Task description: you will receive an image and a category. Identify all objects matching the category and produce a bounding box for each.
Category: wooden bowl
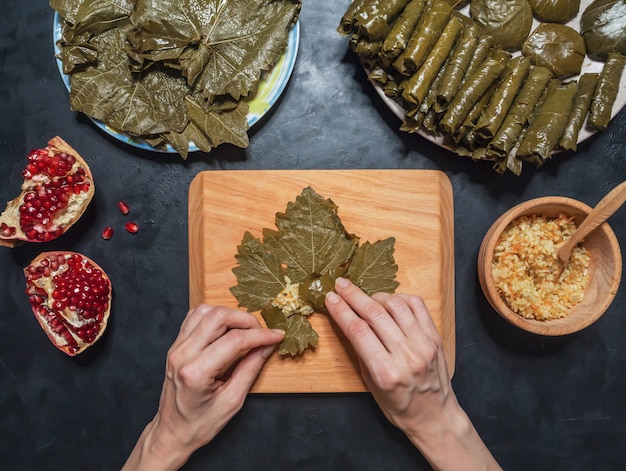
[478,196,622,336]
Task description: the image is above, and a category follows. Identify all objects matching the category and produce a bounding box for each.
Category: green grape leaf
[263,187,360,282]
[51,0,134,36]
[347,238,400,295]
[66,24,190,137]
[128,0,301,100]
[231,231,289,312]
[261,307,319,356]
[230,187,399,356]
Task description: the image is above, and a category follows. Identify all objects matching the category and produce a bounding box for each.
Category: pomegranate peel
[24,251,112,356]
[0,136,94,247]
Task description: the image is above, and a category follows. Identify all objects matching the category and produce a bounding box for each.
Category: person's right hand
[325,278,501,470]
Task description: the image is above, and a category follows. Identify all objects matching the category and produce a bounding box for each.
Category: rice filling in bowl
[492,213,591,321]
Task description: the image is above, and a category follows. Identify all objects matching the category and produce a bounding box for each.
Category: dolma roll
[503,78,559,174]
[338,0,370,35]
[356,0,413,41]
[588,51,626,131]
[434,23,481,113]
[516,81,578,165]
[475,55,531,141]
[494,149,523,175]
[401,16,464,107]
[350,34,383,58]
[460,36,493,83]
[400,114,423,133]
[558,73,599,151]
[368,64,389,85]
[383,80,403,98]
[439,48,511,135]
[486,66,552,161]
[422,59,456,133]
[454,82,497,147]
[393,0,452,76]
[406,56,451,128]
[422,108,441,133]
[379,0,429,66]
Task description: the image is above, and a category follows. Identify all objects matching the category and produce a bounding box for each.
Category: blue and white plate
[53,12,300,153]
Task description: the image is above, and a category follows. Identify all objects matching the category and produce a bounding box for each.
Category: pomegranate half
[0,136,94,247]
[24,251,112,356]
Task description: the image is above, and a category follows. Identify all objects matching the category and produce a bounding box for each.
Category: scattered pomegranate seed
[101,226,114,240]
[117,201,130,215]
[125,222,139,234]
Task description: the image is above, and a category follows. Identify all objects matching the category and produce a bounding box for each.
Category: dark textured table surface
[1,2,625,470]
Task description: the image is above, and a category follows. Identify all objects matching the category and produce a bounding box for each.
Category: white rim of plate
[53,12,300,153]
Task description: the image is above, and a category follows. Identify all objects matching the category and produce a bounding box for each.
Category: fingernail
[271,329,285,336]
[261,345,276,358]
[326,291,341,304]
[335,277,350,288]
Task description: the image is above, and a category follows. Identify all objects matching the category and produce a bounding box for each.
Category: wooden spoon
[556,180,626,274]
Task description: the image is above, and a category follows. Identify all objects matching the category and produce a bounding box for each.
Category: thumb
[226,341,279,393]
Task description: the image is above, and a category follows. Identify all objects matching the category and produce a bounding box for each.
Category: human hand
[123,304,284,471]
[325,278,501,470]
[325,277,452,434]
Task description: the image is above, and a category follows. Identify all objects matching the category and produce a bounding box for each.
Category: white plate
[53,12,300,153]
[370,0,626,150]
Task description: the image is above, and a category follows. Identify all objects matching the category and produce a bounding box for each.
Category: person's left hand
[122,304,284,471]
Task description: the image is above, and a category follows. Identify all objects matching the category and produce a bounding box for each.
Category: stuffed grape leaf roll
[475,55,531,141]
[439,48,511,134]
[379,0,429,65]
[558,73,599,150]
[486,66,552,161]
[356,0,413,41]
[349,34,383,58]
[393,0,453,75]
[434,21,481,112]
[516,80,578,164]
[588,51,626,131]
[338,0,371,35]
[401,15,464,106]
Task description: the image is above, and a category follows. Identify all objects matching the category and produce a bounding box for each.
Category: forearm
[122,416,192,471]
[405,398,502,471]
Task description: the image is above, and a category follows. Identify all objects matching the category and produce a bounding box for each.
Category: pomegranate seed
[117,201,130,215]
[125,222,139,234]
[13,147,92,242]
[0,222,16,237]
[101,226,114,240]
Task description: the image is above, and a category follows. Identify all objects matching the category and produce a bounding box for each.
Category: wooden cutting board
[188,170,455,393]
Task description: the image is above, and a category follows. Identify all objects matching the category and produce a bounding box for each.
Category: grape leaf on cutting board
[231,187,400,356]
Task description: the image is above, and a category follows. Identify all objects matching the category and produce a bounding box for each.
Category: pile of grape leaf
[230,187,400,356]
[51,0,301,157]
